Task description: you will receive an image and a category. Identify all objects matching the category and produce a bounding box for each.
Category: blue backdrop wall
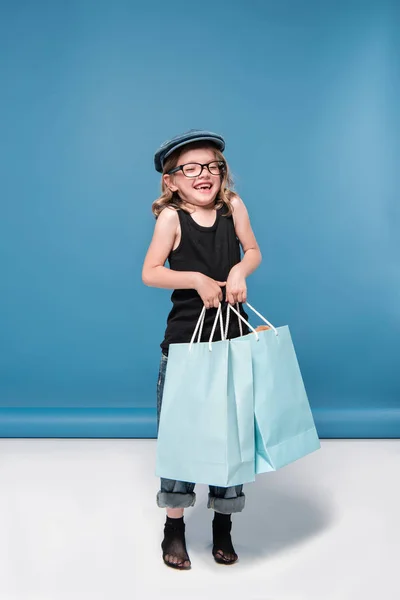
[1,0,399,437]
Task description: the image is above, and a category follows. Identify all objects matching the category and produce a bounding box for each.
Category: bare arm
[142,208,197,289]
[226,195,262,304]
[231,194,262,276]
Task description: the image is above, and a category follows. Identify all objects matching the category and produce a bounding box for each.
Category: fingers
[201,280,229,310]
[204,300,221,309]
[210,281,226,309]
[226,291,235,305]
[204,295,222,310]
[226,288,247,305]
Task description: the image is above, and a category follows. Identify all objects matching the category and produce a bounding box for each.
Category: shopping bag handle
[189,304,225,352]
[208,303,224,351]
[191,306,206,347]
[246,302,278,335]
[226,304,260,340]
[226,302,278,338]
[224,302,244,339]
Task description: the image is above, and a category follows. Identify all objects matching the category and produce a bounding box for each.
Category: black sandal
[212,513,238,565]
[161,517,191,570]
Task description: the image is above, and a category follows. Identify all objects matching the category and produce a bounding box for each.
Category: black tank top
[161,207,249,352]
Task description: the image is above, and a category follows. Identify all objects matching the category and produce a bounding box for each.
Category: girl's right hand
[194,274,226,309]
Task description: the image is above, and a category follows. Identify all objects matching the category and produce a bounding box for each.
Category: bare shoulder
[229,193,258,251]
[230,194,249,222]
[230,193,243,209]
[155,206,180,233]
[153,206,181,252]
[157,206,179,225]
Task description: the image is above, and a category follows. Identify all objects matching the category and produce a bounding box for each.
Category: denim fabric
[156,352,245,513]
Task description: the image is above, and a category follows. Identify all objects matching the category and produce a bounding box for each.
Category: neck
[182,200,216,213]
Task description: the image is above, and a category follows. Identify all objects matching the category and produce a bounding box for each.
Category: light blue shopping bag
[156,305,256,487]
[228,303,320,473]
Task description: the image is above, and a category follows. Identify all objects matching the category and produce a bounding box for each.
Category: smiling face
[163,146,223,208]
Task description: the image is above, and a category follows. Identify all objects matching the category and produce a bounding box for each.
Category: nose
[197,165,211,178]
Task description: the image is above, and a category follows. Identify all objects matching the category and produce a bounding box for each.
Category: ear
[163,174,178,192]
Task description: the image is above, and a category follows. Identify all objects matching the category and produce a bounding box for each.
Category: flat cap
[154,129,225,173]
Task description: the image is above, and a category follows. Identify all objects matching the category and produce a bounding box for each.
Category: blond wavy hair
[152,142,235,218]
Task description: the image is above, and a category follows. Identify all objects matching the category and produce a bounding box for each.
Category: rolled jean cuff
[207,493,245,514]
[157,491,196,509]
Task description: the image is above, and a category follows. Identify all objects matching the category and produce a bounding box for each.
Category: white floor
[0,439,399,600]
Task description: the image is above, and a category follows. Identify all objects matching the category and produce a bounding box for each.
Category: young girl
[142,129,262,570]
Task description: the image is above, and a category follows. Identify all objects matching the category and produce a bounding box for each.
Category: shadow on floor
[184,471,335,564]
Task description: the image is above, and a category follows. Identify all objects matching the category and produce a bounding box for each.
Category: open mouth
[194,184,212,192]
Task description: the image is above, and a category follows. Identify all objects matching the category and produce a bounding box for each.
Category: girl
[142,129,262,569]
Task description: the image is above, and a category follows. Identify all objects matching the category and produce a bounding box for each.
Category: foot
[212,513,238,565]
[161,517,191,570]
[213,546,238,565]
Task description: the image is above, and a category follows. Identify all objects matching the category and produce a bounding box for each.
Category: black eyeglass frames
[167,161,226,178]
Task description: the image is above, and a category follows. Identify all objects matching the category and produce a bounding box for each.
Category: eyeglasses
[167,161,225,178]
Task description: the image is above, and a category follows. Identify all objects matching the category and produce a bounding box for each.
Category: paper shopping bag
[229,303,320,473]
[156,305,256,487]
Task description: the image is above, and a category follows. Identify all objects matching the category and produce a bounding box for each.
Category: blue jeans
[156,353,245,514]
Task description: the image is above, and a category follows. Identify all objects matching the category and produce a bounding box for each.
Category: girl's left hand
[226,265,247,305]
